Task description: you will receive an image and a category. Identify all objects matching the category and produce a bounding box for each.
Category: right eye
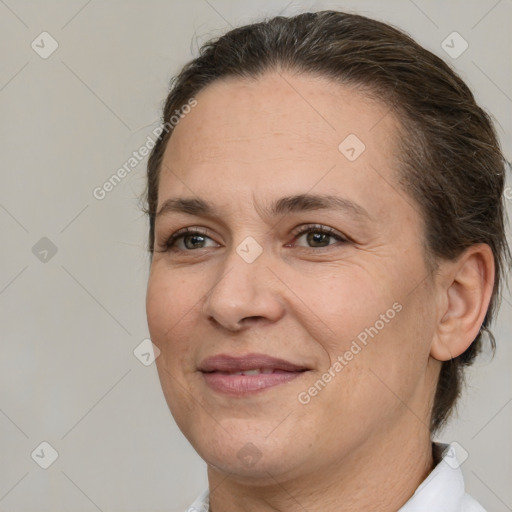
[158,227,219,252]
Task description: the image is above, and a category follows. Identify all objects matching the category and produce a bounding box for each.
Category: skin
[146,71,494,511]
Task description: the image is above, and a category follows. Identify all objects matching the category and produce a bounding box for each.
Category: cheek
[347,290,435,406]
[306,304,433,446]
[304,273,435,417]
[147,266,193,323]
[147,269,202,427]
[287,266,397,356]
[146,268,199,363]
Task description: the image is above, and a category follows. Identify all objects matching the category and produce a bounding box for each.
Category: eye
[289,224,348,249]
[158,227,218,252]
[156,224,348,254]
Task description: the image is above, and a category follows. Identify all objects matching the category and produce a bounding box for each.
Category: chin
[203,448,301,484]
[189,422,309,481]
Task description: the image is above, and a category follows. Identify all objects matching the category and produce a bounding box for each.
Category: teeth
[242,369,261,375]
[226,368,275,376]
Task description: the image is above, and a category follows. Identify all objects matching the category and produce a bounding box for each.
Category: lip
[199,352,310,396]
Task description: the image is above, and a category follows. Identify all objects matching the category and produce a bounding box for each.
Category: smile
[198,352,310,396]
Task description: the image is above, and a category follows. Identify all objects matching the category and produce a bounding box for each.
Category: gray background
[0,0,510,510]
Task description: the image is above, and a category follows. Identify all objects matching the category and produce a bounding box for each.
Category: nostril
[239,316,270,328]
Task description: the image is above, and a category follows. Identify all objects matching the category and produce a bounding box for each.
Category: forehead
[165,71,397,167]
[158,71,409,227]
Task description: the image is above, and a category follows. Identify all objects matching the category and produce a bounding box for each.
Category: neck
[207,419,434,512]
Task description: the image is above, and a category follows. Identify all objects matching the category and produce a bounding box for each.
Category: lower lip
[201,370,305,396]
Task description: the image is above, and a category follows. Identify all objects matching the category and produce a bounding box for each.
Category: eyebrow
[156,193,371,221]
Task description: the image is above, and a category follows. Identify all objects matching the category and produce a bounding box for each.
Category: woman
[143,10,509,512]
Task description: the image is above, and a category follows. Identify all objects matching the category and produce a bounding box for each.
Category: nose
[201,246,285,331]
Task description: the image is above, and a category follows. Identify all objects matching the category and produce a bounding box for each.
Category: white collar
[185,442,486,512]
[399,443,485,511]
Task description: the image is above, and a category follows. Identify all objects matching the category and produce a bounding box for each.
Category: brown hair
[142,10,510,433]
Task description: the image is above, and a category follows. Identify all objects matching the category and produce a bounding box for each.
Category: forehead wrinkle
[251,190,373,222]
[185,134,336,164]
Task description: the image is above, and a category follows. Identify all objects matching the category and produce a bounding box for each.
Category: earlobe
[430,244,495,362]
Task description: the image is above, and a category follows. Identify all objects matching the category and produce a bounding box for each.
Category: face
[146,71,440,483]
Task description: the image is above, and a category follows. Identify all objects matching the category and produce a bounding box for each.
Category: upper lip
[199,353,310,372]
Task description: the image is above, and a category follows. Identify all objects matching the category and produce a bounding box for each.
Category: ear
[430,244,495,361]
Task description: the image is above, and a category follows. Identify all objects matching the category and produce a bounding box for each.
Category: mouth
[198,353,310,396]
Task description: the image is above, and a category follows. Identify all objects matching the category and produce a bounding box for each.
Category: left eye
[291,225,347,248]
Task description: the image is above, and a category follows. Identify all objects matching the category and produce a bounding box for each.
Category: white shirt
[184,443,486,512]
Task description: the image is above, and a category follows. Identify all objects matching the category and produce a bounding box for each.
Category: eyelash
[158,224,348,253]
